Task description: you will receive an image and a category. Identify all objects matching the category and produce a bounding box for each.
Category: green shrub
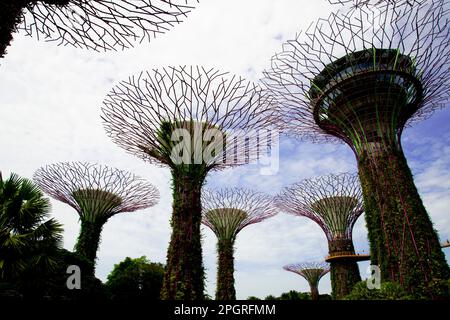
[345,281,412,300]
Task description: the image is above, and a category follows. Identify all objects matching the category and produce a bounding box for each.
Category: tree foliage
[344,281,414,300]
[106,256,165,301]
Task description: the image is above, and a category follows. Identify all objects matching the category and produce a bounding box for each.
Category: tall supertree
[201,187,278,300]
[33,162,159,274]
[1,0,197,58]
[283,262,330,301]
[101,66,276,300]
[263,0,450,297]
[277,173,366,299]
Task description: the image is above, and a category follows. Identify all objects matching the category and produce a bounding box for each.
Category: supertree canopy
[283,262,330,300]
[33,162,159,274]
[264,0,450,297]
[277,173,366,299]
[0,0,197,58]
[102,66,276,300]
[202,187,278,300]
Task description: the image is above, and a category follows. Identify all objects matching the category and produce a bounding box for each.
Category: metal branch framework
[33,162,159,272]
[202,188,278,241]
[102,66,277,170]
[33,162,159,220]
[276,173,363,243]
[18,0,198,51]
[283,262,330,300]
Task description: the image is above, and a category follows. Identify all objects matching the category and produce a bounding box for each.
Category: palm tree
[0,172,63,287]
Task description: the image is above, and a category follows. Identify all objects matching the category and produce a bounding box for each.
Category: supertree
[277,173,367,299]
[263,0,450,296]
[201,187,278,300]
[33,162,159,274]
[101,66,276,300]
[0,0,197,58]
[283,262,330,300]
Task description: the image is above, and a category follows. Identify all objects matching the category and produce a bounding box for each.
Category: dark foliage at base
[247,290,331,300]
[358,148,450,298]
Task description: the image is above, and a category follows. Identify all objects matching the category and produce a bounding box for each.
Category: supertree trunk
[161,167,206,300]
[283,262,329,301]
[34,162,160,277]
[264,0,450,298]
[1,0,73,58]
[357,144,449,295]
[328,240,361,299]
[74,220,104,273]
[310,285,319,301]
[216,239,236,300]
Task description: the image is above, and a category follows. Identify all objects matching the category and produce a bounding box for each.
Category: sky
[0,0,449,299]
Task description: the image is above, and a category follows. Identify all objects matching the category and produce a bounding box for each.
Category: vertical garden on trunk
[33,162,159,275]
